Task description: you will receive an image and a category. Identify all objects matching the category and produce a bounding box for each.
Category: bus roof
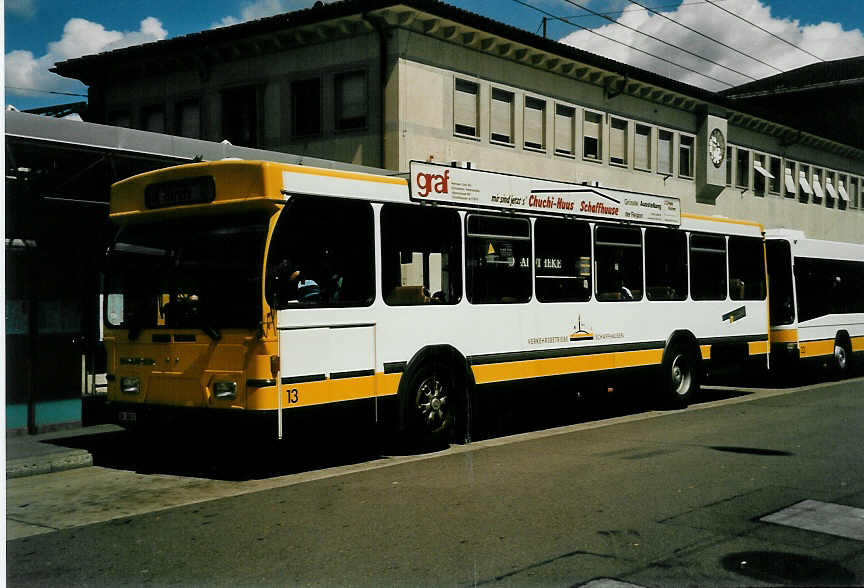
[766,228,864,262]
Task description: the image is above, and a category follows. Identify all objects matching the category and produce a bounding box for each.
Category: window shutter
[555,105,573,154]
[180,103,200,138]
[610,119,627,164]
[635,126,649,169]
[524,98,544,148]
[658,132,672,174]
[454,80,478,135]
[491,90,512,142]
[340,73,365,120]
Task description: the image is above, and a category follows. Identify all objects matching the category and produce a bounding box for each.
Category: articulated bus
[104,159,770,444]
[766,229,864,376]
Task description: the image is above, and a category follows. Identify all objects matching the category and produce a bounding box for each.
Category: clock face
[708,128,725,168]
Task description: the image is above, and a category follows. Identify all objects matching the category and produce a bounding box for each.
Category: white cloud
[5,0,37,19]
[213,0,335,28]
[558,0,864,91]
[5,17,168,98]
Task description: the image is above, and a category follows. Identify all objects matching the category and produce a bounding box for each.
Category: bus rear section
[766,230,864,376]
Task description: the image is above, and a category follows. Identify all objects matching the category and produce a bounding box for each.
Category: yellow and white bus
[766,229,864,376]
[103,159,769,443]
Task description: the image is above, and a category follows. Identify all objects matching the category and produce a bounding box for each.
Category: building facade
[53,0,864,243]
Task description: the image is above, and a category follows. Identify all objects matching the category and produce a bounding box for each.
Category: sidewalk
[6,424,123,479]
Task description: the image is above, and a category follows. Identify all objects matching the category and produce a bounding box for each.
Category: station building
[51,0,863,243]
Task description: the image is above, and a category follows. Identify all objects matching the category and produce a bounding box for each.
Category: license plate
[118,411,137,423]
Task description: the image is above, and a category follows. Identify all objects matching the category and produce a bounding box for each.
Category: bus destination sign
[145,176,216,209]
[409,161,680,226]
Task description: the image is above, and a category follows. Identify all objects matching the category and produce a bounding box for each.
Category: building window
[768,156,781,194]
[735,148,749,189]
[850,178,860,209]
[176,99,201,139]
[753,154,770,196]
[658,129,673,175]
[610,118,628,166]
[798,164,812,203]
[454,78,479,138]
[810,168,823,203]
[635,124,651,171]
[679,134,694,178]
[490,88,514,144]
[291,78,321,137]
[645,228,687,301]
[837,174,849,210]
[725,147,734,186]
[524,97,546,151]
[335,71,367,131]
[583,111,603,161]
[595,225,643,302]
[784,162,797,198]
[381,204,462,305]
[554,104,575,156]
[466,215,531,304]
[690,234,727,301]
[141,105,165,133]
[535,218,591,302]
[222,85,260,147]
[825,171,837,208]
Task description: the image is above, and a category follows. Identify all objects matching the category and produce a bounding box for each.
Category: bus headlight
[121,377,141,395]
[213,380,237,400]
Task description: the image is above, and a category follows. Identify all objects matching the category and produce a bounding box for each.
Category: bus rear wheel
[659,342,699,409]
[833,337,851,378]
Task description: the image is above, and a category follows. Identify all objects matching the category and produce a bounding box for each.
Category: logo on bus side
[415,169,450,197]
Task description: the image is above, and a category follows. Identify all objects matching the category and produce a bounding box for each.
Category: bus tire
[401,358,464,451]
[833,335,852,379]
[659,341,700,409]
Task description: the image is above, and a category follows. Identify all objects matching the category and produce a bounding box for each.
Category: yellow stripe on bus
[853,337,864,353]
[245,372,400,411]
[471,348,664,385]
[280,164,409,186]
[681,213,765,230]
[798,339,834,358]
[748,341,769,356]
[770,329,798,343]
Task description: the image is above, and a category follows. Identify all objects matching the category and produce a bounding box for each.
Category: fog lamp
[213,380,238,399]
[121,376,140,395]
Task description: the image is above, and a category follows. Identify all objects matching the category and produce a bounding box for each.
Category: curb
[6,450,94,479]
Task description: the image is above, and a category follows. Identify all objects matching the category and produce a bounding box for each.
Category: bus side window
[645,228,687,301]
[690,234,727,301]
[266,195,375,309]
[728,236,767,301]
[381,204,462,306]
[535,218,591,303]
[595,225,643,302]
[465,214,531,304]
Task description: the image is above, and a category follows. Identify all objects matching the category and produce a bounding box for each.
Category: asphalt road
[7,377,864,586]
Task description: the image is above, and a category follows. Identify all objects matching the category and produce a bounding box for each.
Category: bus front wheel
[402,359,464,450]
[659,342,699,409]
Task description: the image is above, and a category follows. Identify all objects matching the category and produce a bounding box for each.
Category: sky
[4,0,864,111]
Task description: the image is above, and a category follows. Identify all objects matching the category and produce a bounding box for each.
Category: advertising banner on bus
[409,161,680,226]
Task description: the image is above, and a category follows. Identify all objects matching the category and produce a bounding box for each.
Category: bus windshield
[104,213,270,335]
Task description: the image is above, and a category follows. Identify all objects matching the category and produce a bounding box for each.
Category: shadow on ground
[45,370,800,482]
